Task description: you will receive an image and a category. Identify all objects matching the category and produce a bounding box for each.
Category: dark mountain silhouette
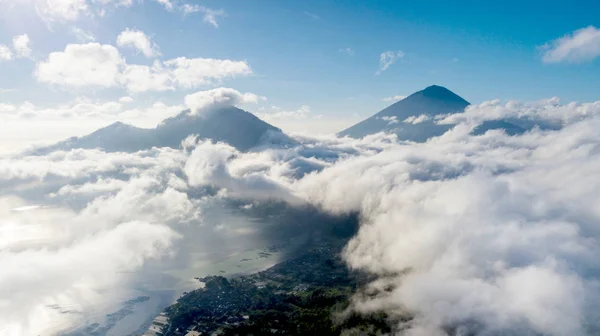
[339,85,470,141]
[339,85,526,141]
[33,106,293,154]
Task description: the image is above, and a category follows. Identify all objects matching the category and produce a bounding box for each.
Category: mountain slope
[155,107,285,151]
[33,106,291,154]
[339,85,470,141]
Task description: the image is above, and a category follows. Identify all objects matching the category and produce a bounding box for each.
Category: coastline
[136,244,297,336]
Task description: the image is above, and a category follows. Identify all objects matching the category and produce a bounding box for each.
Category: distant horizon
[0,81,594,155]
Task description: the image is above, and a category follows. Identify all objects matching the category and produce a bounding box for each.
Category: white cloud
[70,26,95,42]
[164,57,252,89]
[34,0,88,22]
[0,160,193,334]
[12,34,32,58]
[0,103,17,114]
[199,7,226,28]
[35,43,124,88]
[184,87,265,114]
[181,3,199,15]
[0,139,325,333]
[383,95,406,102]
[121,61,172,92]
[116,28,160,58]
[376,115,398,125]
[437,97,600,127]
[119,96,134,103]
[403,114,430,124]
[0,44,12,61]
[182,4,226,27]
[376,50,404,74]
[153,0,174,11]
[542,26,600,63]
[34,43,252,92]
[289,99,600,335]
[53,177,127,196]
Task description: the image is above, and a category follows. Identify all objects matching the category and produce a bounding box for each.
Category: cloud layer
[4,96,600,335]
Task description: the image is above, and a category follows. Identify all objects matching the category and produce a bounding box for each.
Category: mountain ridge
[31,106,292,154]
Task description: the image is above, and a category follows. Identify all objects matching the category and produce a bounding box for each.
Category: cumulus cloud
[377,50,404,74]
[0,34,32,61]
[34,42,252,92]
[542,26,600,63]
[116,28,160,58]
[0,44,12,61]
[35,43,124,88]
[12,34,32,58]
[184,87,265,114]
[0,146,197,334]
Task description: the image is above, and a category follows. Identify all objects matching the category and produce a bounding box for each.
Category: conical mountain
[339,85,470,141]
[32,106,293,154]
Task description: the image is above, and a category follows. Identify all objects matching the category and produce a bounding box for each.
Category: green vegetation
[161,242,400,335]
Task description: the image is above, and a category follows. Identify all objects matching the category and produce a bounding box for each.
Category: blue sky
[0,0,599,148]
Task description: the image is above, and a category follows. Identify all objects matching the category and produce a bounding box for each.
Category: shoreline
[137,244,301,336]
